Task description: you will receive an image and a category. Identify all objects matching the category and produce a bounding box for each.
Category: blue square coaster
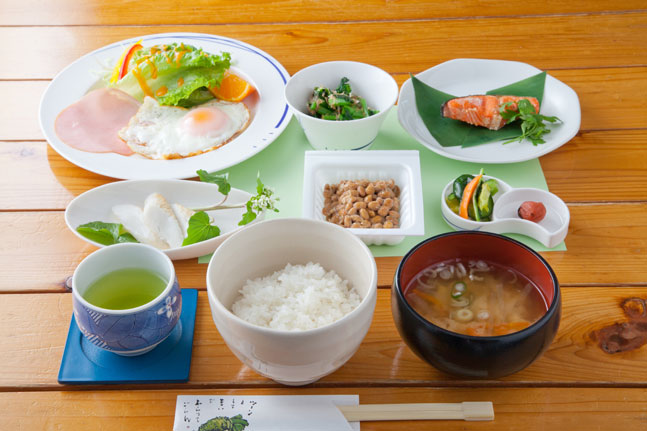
[58,288,198,384]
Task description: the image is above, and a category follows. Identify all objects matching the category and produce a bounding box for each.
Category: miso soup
[404,259,547,336]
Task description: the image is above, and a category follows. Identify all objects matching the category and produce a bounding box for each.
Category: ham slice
[55,88,140,155]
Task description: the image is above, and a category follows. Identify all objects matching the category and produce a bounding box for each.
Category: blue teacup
[72,243,182,356]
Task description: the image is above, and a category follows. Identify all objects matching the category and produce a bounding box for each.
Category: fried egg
[119,97,250,159]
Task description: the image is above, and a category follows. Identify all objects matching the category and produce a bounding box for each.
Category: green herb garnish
[238,174,279,226]
[194,170,279,228]
[182,211,221,246]
[76,222,138,246]
[500,99,561,145]
[177,169,280,246]
[196,169,231,195]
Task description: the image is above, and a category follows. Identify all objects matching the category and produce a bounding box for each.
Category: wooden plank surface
[0,142,112,210]
[2,387,647,430]
[2,14,647,80]
[1,289,646,389]
[2,128,647,210]
[1,202,646,293]
[540,130,647,202]
[2,0,644,25]
[1,0,646,426]
[0,81,45,141]
[3,66,645,141]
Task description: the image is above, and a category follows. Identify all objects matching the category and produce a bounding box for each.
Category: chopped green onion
[455,308,474,323]
[450,294,471,308]
[451,281,467,298]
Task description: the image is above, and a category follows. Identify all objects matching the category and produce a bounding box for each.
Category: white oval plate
[398,58,581,164]
[65,179,264,260]
[440,175,570,248]
[40,33,291,179]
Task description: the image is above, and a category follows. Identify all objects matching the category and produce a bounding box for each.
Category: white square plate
[302,151,425,245]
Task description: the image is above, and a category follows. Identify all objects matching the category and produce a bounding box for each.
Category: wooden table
[1,1,647,428]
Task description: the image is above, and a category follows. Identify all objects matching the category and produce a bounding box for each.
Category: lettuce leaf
[177,87,217,108]
[110,43,231,107]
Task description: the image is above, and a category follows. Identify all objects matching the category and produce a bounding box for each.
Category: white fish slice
[172,203,195,238]
[112,204,169,249]
[143,193,185,249]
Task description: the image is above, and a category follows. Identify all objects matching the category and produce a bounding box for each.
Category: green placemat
[198,107,565,263]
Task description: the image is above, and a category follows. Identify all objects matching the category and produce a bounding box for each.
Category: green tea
[83,268,167,310]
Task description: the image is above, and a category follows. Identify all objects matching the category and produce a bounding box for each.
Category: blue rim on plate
[39,33,292,180]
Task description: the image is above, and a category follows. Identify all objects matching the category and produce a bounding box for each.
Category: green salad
[109,42,231,108]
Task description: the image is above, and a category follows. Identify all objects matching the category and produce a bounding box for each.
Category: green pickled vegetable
[447,172,499,222]
[471,174,484,222]
[477,179,499,221]
[445,193,460,213]
[452,174,473,199]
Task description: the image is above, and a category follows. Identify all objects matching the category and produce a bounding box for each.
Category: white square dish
[302,150,425,245]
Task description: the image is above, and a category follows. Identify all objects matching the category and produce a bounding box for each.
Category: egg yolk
[180,107,229,136]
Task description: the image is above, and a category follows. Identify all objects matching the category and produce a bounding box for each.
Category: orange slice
[209,72,255,102]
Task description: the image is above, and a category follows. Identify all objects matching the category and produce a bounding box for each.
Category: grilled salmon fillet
[441,95,540,130]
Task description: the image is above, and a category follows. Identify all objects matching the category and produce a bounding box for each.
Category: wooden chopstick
[338,402,494,422]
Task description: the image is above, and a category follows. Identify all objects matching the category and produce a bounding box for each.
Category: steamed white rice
[231,262,361,331]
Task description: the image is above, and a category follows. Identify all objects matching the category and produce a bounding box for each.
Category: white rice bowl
[231,262,361,331]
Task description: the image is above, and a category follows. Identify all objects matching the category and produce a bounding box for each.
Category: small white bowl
[302,150,425,246]
[206,218,377,386]
[440,175,570,248]
[284,61,398,150]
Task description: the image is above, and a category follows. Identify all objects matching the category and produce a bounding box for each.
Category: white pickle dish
[440,175,569,248]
